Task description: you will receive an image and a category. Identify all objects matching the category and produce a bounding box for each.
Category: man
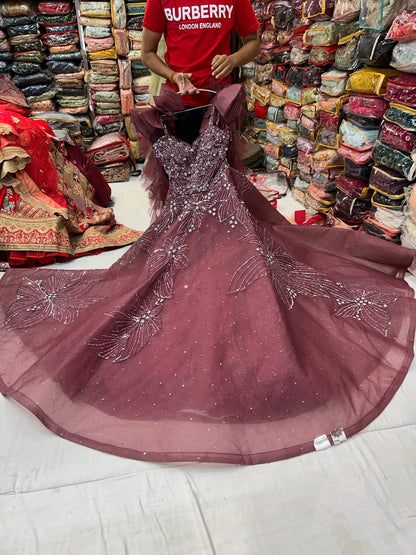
[141,0,260,137]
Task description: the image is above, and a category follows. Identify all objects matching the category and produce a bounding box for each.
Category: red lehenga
[0,85,414,465]
[0,76,140,266]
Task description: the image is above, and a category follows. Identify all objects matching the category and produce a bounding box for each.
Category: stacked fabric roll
[0,17,12,79]
[78,0,147,177]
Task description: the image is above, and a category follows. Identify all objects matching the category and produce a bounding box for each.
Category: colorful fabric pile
[38,1,93,148]
[0,75,140,266]
[244,0,416,262]
[0,2,147,180]
[1,1,50,111]
[78,0,149,178]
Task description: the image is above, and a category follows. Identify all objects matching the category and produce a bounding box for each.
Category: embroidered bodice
[153,124,231,196]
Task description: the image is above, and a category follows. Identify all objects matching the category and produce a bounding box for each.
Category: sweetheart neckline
[153,123,230,151]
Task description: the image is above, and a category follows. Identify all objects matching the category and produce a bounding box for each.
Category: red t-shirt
[143,0,259,105]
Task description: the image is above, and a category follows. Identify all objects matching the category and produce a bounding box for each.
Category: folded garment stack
[0,0,51,111]
[80,0,119,121]
[36,1,92,147]
[0,25,12,80]
[359,74,416,243]
[78,0,149,175]
[87,130,132,182]
[126,1,151,108]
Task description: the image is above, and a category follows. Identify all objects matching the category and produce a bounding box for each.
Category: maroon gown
[0,85,415,464]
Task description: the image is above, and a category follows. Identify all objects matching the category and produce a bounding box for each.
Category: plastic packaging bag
[347,67,399,95]
[385,73,416,105]
[331,0,360,23]
[334,191,371,223]
[387,10,416,42]
[267,105,286,122]
[340,118,379,149]
[273,2,294,31]
[255,63,273,85]
[12,71,52,87]
[336,173,371,198]
[359,0,405,31]
[37,2,72,14]
[301,102,320,119]
[344,157,373,180]
[309,44,338,65]
[369,164,409,196]
[290,45,311,65]
[297,136,316,154]
[304,21,339,46]
[316,126,339,147]
[380,120,416,152]
[371,191,406,209]
[273,46,291,64]
[384,102,416,132]
[79,2,111,17]
[302,0,335,20]
[312,147,344,169]
[111,0,126,29]
[37,11,76,25]
[319,93,349,113]
[347,94,389,119]
[319,109,340,131]
[320,69,348,96]
[390,40,416,73]
[6,23,38,36]
[273,64,289,82]
[337,141,374,163]
[356,31,397,66]
[1,1,36,17]
[84,25,112,39]
[284,102,302,120]
[373,140,416,180]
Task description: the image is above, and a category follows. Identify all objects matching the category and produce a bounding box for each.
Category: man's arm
[141,28,198,94]
[211,32,260,80]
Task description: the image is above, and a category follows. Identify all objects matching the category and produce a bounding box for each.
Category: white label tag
[314,434,331,451]
[331,428,347,445]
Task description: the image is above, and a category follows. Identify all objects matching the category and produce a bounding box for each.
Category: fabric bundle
[87,131,132,181]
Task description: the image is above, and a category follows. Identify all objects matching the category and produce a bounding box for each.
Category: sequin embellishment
[5,271,100,329]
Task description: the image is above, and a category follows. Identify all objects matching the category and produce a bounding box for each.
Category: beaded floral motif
[147,234,189,298]
[5,271,100,329]
[88,296,163,362]
[332,286,398,337]
[228,223,398,336]
[89,233,190,361]
[228,225,334,307]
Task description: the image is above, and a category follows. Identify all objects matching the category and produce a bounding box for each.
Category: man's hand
[211,54,235,79]
[173,72,199,95]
